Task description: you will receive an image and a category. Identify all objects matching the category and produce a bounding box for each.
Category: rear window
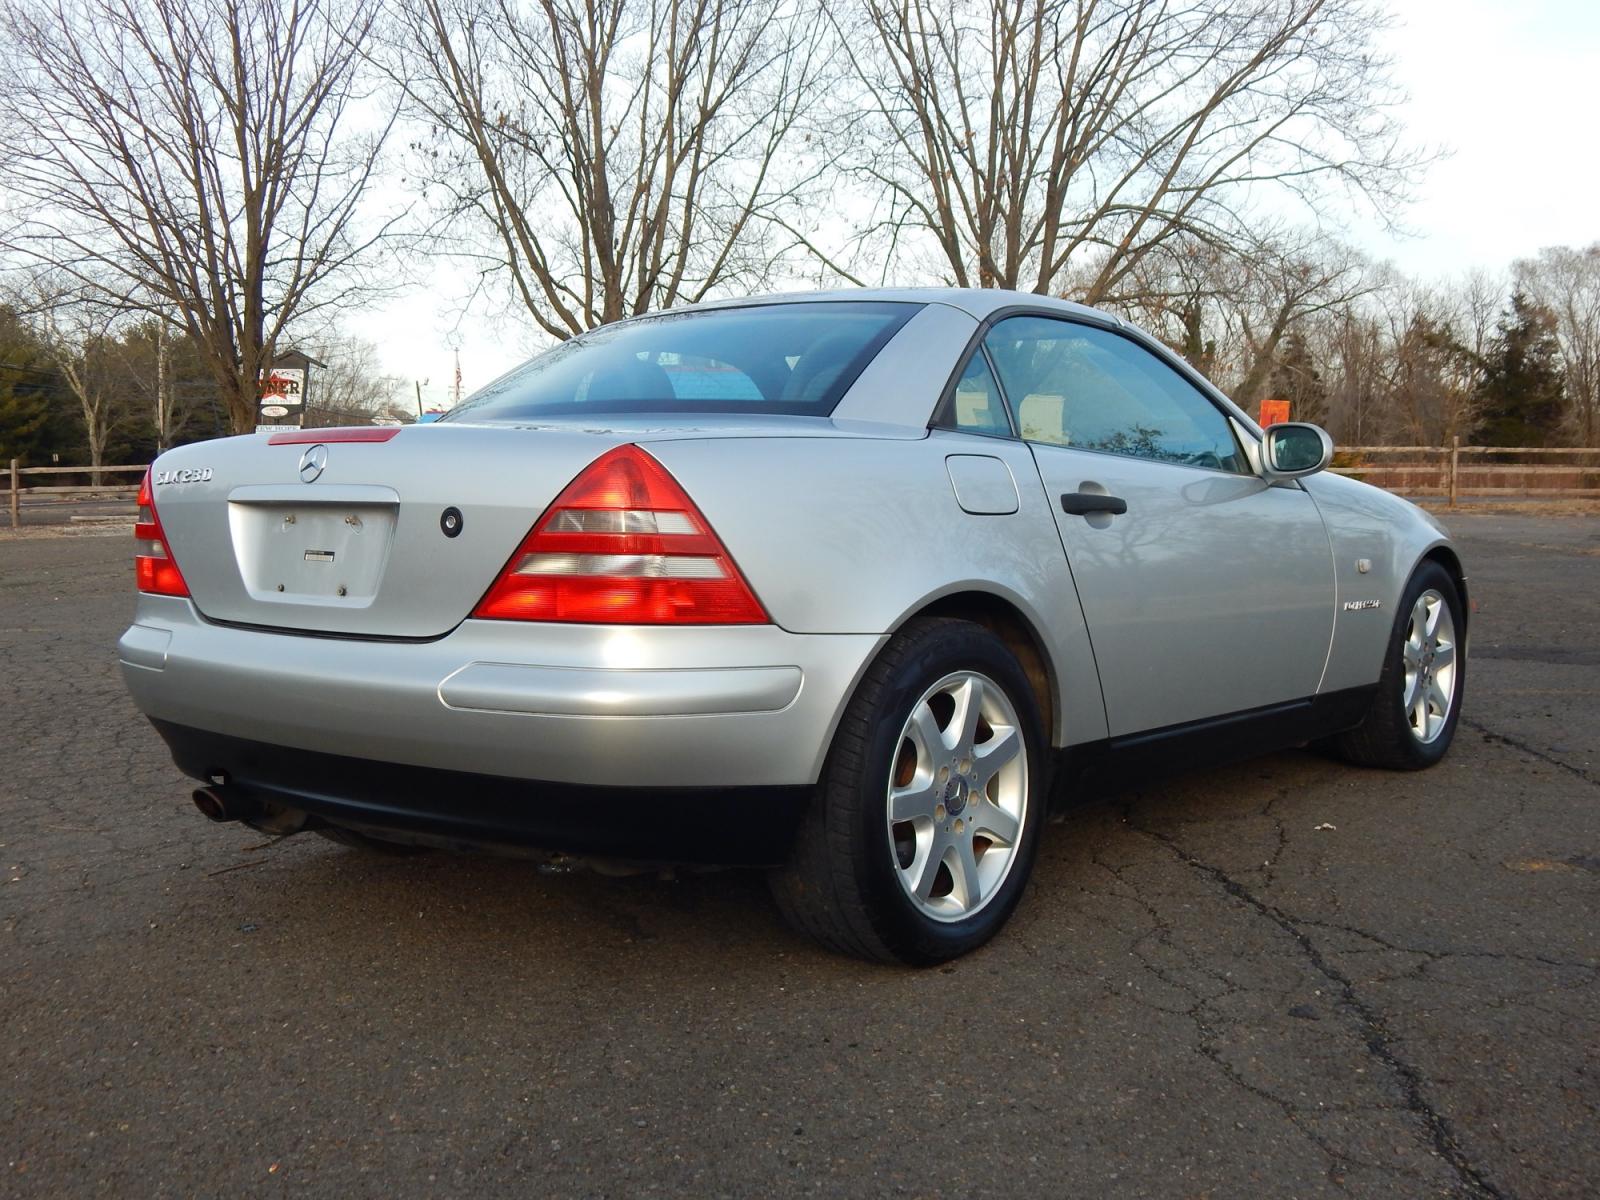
[444,302,921,421]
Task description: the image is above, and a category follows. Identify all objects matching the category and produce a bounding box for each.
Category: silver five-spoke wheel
[886,671,1028,921]
[1402,588,1458,744]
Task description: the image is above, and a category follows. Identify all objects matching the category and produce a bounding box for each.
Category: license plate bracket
[228,499,397,604]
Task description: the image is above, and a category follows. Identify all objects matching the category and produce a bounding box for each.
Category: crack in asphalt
[1086,846,1408,1194]
[1130,822,1509,1200]
[1297,918,1600,977]
[1463,717,1597,788]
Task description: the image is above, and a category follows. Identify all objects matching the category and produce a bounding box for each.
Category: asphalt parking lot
[3,511,1596,1198]
[6,494,139,529]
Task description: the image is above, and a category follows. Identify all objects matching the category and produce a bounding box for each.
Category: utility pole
[155,325,169,453]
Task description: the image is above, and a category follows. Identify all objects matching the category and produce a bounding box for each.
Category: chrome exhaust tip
[192,786,230,821]
[191,785,258,823]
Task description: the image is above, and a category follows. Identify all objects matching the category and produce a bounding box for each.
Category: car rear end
[119,300,930,863]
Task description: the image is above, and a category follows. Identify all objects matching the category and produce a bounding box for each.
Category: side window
[983,316,1247,473]
[940,350,1012,436]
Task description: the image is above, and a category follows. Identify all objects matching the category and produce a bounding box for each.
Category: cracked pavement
[2,512,1597,1197]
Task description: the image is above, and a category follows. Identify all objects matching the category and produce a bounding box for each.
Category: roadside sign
[260,368,304,403]
[258,366,306,428]
[1258,398,1291,428]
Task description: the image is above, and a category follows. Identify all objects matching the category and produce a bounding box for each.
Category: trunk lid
[150,424,634,638]
[148,416,896,638]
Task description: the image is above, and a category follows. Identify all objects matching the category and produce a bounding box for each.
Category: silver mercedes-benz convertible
[119,289,1466,963]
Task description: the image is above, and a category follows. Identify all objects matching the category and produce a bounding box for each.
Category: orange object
[1258,398,1291,427]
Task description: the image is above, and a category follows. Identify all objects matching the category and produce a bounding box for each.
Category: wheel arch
[1419,543,1469,637]
[894,589,1060,748]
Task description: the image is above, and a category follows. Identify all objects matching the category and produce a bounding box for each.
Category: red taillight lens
[135,469,189,597]
[473,444,769,624]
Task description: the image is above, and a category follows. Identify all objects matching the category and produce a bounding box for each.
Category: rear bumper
[153,720,810,865]
[119,596,885,788]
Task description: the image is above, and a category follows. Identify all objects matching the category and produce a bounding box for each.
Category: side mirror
[1261,422,1333,480]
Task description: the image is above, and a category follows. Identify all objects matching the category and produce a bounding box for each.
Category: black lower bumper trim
[151,719,811,867]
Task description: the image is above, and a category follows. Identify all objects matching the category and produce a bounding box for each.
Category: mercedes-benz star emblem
[943,775,969,816]
[298,444,329,483]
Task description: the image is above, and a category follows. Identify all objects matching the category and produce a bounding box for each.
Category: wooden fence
[7,443,1600,529]
[1329,441,1600,506]
[6,459,147,529]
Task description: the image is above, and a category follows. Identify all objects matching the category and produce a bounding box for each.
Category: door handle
[1060,491,1128,517]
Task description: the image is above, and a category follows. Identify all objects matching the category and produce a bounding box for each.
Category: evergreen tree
[1477,292,1566,446]
[1268,330,1328,425]
[0,306,77,465]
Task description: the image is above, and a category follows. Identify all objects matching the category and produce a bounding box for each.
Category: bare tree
[111,319,216,450]
[1227,235,1371,406]
[830,0,1418,302]
[1314,275,1490,447]
[1112,238,1231,377]
[1118,229,1369,403]
[1516,244,1600,446]
[386,0,830,338]
[23,287,139,477]
[304,335,409,425]
[1385,309,1471,446]
[0,0,393,433]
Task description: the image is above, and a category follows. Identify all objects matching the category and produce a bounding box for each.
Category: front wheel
[770,618,1046,964]
[1331,560,1465,770]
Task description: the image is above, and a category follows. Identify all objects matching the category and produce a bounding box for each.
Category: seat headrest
[585,355,674,403]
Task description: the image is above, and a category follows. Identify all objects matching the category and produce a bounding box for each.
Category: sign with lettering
[258,366,306,428]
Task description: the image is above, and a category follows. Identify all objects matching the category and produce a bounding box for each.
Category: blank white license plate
[228,502,397,602]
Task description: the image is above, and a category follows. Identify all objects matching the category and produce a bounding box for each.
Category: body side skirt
[1055,685,1377,798]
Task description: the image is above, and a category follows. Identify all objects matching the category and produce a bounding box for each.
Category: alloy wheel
[1402,588,1458,744]
[886,671,1029,921]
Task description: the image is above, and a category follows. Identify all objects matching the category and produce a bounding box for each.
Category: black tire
[1330,560,1465,771]
[769,617,1047,964]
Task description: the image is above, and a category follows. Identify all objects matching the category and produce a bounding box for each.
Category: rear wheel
[770,618,1045,964]
[1331,560,1465,770]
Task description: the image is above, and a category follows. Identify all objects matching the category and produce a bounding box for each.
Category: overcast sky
[1358,0,1600,275]
[348,0,1600,409]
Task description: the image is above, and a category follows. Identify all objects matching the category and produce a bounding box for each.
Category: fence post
[1448,436,1460,509]
[8,459,18,530]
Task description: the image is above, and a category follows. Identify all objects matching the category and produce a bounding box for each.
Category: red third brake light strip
[267,427,400,445]
[135,468,189,596]
[473,444,769,625]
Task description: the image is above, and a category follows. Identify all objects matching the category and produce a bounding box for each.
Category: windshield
[444,301,920,421]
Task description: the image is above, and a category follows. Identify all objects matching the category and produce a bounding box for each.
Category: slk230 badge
[1342,599,1381,612]
[155,467,213,485]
